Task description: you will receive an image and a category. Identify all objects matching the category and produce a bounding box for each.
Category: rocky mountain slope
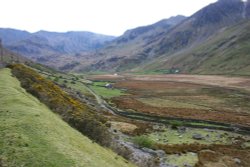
[73,15,187,72]
[2,0,250,75]
[138,20,250,75]
[73,0,250,75]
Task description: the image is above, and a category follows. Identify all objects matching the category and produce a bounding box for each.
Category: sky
[0,0,217,36]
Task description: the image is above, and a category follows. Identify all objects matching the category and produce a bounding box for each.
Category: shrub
[8,64,112,146]
[54,77,59,82]
[133,136,154,148]
[170,121,184,129]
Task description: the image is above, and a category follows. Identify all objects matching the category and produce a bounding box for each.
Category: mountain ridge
[1,0,250,75]
[0,28,115,61]
[137,20,250,75]
[76,15,187,72]
[72,0,250,74]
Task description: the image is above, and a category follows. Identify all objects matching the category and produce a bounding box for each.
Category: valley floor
[89,74,250,126]
[28,67,250,167]
[90,74,250,91]
[86,73,250,167]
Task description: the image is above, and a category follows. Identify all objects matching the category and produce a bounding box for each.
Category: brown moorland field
[132,74,250,90]
[89,74,250,91]
[88,74,250,127]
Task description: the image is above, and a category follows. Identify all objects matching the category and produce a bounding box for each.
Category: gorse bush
[8,64,112,146]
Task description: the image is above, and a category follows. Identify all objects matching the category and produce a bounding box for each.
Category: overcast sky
[0,0,217,36]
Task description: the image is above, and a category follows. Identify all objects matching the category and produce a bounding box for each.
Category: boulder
[155,150,166,157]
[234,158,241,164]
[192,133,204,140]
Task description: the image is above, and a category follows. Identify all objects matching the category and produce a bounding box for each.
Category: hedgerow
[8,64,112,146]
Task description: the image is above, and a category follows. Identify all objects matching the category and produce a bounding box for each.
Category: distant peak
[155,15,186,26]
[219,0,241,2]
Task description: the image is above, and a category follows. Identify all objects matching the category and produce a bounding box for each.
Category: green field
[39,70,125,99]
[90,81,125,99]
[0,68,134,167]
[36,68,125,99]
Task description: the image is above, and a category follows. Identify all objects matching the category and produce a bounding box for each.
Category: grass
[188,122,226,128]
[34,65,92,88]
[39,71,93,96]
[165,152,198,167]
[138,98,210,110]
[40,70,126,99]
[131,69,180,75]
[242,141,250,149]
[133,136,154,148]
[90,81,125,99]
[146,127,243,145]
[110,121,138,134]
[92,81,110,86]
[58,78,92,96]
[0,68,134,167]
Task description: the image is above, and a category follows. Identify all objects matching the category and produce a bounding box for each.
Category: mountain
[71,0,250,75]
[71,15,186,72]
[35,31,115,53]
[0,28,31,44]
[2,0,250,75]
[138,20,250,75]
[0,38,31,67]
[0,29,115,62]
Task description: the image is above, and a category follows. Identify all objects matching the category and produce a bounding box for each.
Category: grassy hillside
[137,21,250,76]
[9,64,111,146]
[0,68,134,167]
